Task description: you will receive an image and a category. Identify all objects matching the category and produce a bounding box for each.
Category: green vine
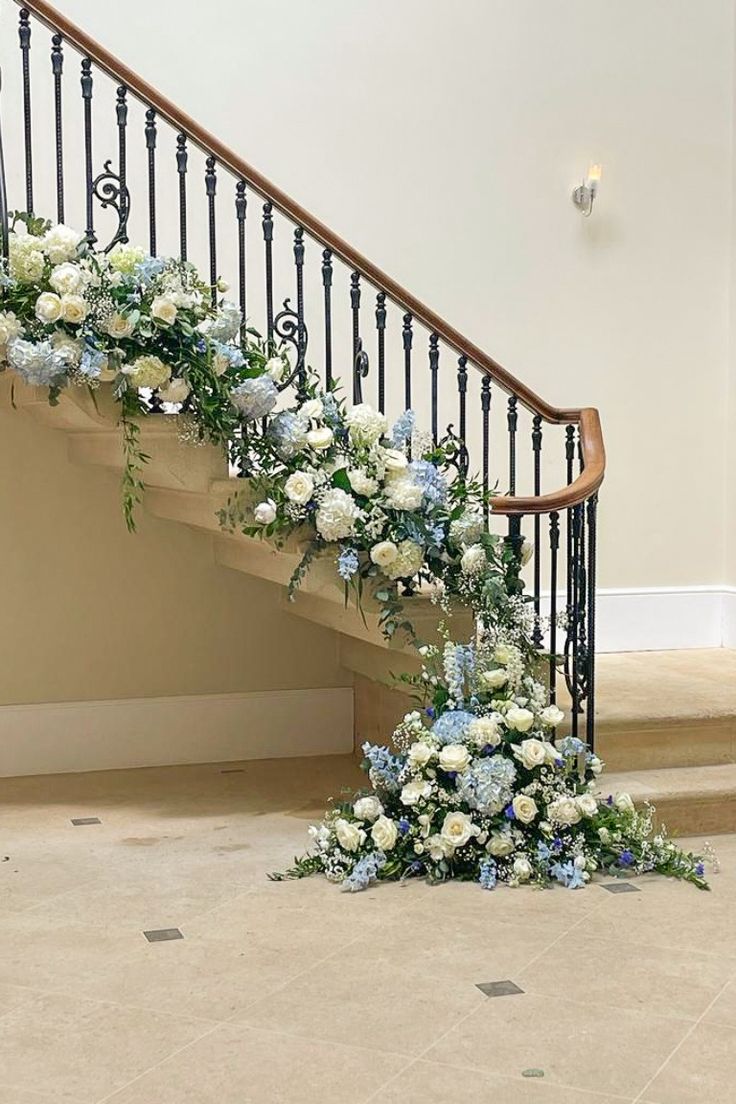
[119,400,150,533]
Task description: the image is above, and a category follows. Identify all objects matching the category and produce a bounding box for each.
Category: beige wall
[0,406,348,706]
[43,0,735,591]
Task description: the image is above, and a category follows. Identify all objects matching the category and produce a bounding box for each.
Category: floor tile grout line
[93,1020,225,1104]
[631,978,736,1103]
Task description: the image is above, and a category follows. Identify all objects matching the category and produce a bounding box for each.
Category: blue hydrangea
[456,756,517,815]
[430,710,475,745]
[267,411,308,458]
[134,256,166,284]
[214,341,245,369]
[408,459,447,505]
[208,301,242,342]
[362,742,402,792]
[79,347,108,379]
[341,850,386,893]
[390,409,415,447]
[321,392,341,427]
[337,547,359,580]
[536,841,552,861]
[478,858,497,890]
[557,736,587,758]
[230,376,278,421]
[7,338,68,387]
[550,860,586,889]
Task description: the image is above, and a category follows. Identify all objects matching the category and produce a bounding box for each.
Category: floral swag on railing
[0,215,710,893]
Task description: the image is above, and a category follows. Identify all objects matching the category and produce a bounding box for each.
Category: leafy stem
[119,400,150,533]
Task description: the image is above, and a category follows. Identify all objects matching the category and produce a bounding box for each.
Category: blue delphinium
[457,756,517,815]
[430,710,475,745]
[337,547,359,580]
[550,860,586,889]
[362,742,402,792]
[408,459,447,505]
[390,409,415,447]
[478,858,497,890]
[321,392,341,427]
[341,850,386,893]
[618,849,634,867]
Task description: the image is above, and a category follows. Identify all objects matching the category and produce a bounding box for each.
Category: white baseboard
[0,686,354,778]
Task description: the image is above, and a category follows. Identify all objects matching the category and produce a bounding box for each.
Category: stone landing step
[601,763,736,837]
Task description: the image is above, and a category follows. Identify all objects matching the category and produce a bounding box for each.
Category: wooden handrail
[14,0,605,514]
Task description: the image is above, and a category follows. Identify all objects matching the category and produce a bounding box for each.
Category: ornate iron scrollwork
[443,423,470,480]
[353,337,369,405]
[92,159,130,253]
[273,297,308,392]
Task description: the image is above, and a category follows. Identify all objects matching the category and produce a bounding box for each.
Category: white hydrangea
[122,355,171,389]
[383,539,424,580]
[346,403,388,445]
[460,544,486,575]
[449,509,485,547]
[43,223,84,264]
[0,311,23,347]
[383,473,423,511]
[107,243,145,275]
[348,468,378,497]
[315,487,360,542]
[9,234,44,282]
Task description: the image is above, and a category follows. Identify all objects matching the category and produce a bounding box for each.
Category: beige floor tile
[0,1089,66,1103]
[0,992,214,1103]
[376,1060,633,1103]
[516,931,727,1020]
[424,991,691,1098]
[100,1023,408,1103]
[0,983,43,1018]
[0,912,145,989]
[703,978,736,1029]
[641,1021,736,1102]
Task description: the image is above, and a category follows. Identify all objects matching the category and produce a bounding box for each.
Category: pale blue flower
[408,459,447,505]
[209,300,242,342]
[7,338,68,387]
[478,858,497,890]
[267,411,308,458]
[390,409,415,446]
[342,850,386,892]
[430,710,475,745]
[457,755,517,815]
[214,341,245,369]
[79,347,107,379]
[556,736,587,758]
[230,376,278,420]
[337,548,359,580]
[134,256,166,284]
[362,742,402,792]
[550,860,586,889]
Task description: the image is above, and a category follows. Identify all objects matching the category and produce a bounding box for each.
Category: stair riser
[647,794,736,837]
[597,723,736,772]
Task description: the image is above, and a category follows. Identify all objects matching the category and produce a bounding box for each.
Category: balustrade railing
[0,1,605,745]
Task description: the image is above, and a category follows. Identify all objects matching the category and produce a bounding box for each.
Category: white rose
[548,796,582,826]
[300,398,323,421]
[543,742,561,765]
[589,755,603,776]
[401,779,433,806]
[479,668,508,691]
[346,403,388,445]
[43,223,83,263]
[513,856,532,880]
[426,834,450,862]
[513,738,547,770]
[151,297,178,324]
[408,741,434,768]
[381,448,408,472]
[370,540,398,568]
[307,426,333,450]
[212,352,230,377]
[438,744,471,773]
[0,311,22,346]
[158,377,190,404]
[347,468,378,497]
[486,831,515,857]
[413,841,425,855]
[49,262,84,295]
[264,356,285,382]
[383,474,424,511]
[371,815,398,851]
[35,292,62,323]
[505,707,535,733]
[494,644,515,665]
[284,471,315,505]
[60,294,88,324]
[253,499,277,525]
[577,793,599,817]
[440,811,475,850]
[105,312,135,339]
[615,792,635,813]
[466,716,500,747]
[512,794,539,824]
[460,544,486,575]
[334,818,365,852]
[540,705,565,728]
[353,796,383,822]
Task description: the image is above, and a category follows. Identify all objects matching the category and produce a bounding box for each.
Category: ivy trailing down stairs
[3,374,735,836]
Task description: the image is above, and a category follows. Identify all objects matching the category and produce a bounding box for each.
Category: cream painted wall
[42,0,735,592]
[0,407,349,706]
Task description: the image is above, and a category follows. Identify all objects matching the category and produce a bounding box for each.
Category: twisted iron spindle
[51,34,64,222]
[19,9,33,213]
[457,355,467,445]
[570,501,583,738]
[294,227,306,397]
[262,201,274,344]
[585,495,598,748]
[507,395,518,495]
[235,181,247,336]
[402,313,413,409]
[375,292,386,413]
[322,249,333,388]
[481,376,491,521]
[205,156,217,305]
[176,132,188,259]
[565,424,575,619]
[115,86,128,242]
[549,511,560,703]
[81,58,94,243]
[350,272,361,404]
[429,333,439,443]
[144,108,157,254]
[532,414,543,648]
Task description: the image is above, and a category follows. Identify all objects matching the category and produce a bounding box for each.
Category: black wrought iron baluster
[549,511,560,703]
[532,415,543,648]
[205,156,217,306]
[402,313,413,409]
[429,333,439,443]
[375,292,386,413]
[350,272,361,404]
[481,376,491,522]
[294,227,306,397]
[19,9,33,213]
[322,249,333,388]
[115,87,128,243]
[570,502,583,738]
[51,34,64,222]
[565,425,575,620]
[235,181,247,336]
[81,58,94,243]
[145,108,157,254]
[507,395,518,494]
[176,133,188,259]
[586,495,598,749]
[457,356,467,445]
[262,201,274,345]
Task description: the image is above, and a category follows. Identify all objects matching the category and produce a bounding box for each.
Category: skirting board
[0,686,354,777]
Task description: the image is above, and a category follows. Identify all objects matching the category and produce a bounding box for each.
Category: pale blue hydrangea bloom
[456,755,517,815]
[390,409,415,446]
[341,850,386,892]
[337,548,359,580]
[7,338,68,387]
[79,347,107,379]
[478,858,497,890]
[362,742,402,792]
[408,459,447,505]
[556,736,587,757]
[321,392,341,427]
[213,341,245,369]
[430,710,475,745]
[230,376,278,420]
[267,411,309,458]
[208,301,242,342]
[134,256,166,285]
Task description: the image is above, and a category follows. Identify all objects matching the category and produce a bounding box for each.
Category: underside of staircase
[3,375,735,835]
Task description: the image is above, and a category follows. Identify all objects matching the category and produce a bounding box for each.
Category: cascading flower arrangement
[277,623,710,892]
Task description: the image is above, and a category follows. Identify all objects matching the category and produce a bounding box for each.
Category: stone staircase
[3,374,734,835]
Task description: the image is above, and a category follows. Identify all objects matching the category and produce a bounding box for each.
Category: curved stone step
[600,763,736,836]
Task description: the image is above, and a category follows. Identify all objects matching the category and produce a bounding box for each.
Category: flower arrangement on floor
[277,624,710,892]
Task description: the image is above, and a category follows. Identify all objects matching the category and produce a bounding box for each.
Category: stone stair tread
[600,762,736,801]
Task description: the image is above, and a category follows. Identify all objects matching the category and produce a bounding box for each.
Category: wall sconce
[571,163,602,217]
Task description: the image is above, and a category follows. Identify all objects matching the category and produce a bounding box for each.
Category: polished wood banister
[14,0,605,514]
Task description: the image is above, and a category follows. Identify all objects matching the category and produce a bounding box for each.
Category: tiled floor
[0,755,734,1104]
